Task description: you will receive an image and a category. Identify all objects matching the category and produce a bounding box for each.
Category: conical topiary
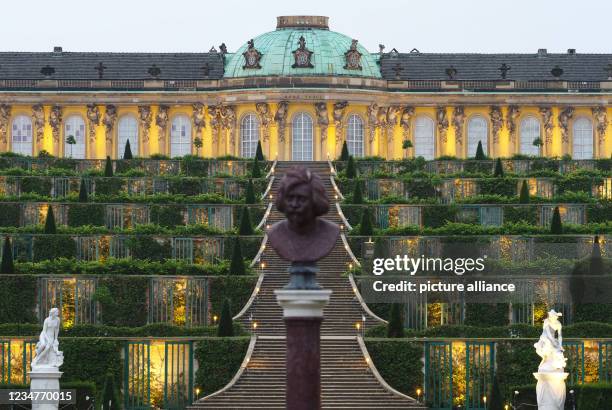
[251,157,262,178]
[238,207,254,235]
[104,155,113,177]
[78,178,88,202]
[590,235,604,275]
[359,207,374,236]
[550,206,562,234]
[475,141,486,160]
[494,158,504,177]
[44,206,57,234]
[255,141,265,161]
[488,374,504,410]
[387,304,404,338]
[352,181,363,204]
[244,179,256,204]
[100,373,120,410]
[123,139,133,159]
[217,299,234,337]
[1,236,14,274]
[346,156,356,178]
[229,237,245,275]
[340,141,350,161]
[519,180,530,204]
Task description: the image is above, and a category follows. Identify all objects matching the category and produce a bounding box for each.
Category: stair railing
[349,273,387,324]
[260,175,275,201]
[336,203,352,230]
[357,336,419,402]
[233,269,265,321]
[265,158,277,179]
[326,155,337,176]
[255,202,273,231]
[340,233,359,266]
[329,175,345,200]
[197,335,257,401]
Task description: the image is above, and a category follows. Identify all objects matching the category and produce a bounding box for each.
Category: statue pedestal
[29,368,63,410]
[275,289,332,410]
[533,372,568,410]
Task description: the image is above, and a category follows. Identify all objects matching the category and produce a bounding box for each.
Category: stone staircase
[190,161,424,409]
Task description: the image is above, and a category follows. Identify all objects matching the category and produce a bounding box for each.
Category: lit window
[572,117,593,159]
[64,115,86,159]
[346,114,364,158]
[292,113,313,161]
[170,115,192,158]
[467,116,488,157]
[240,114,260,158]
[118,115,138,158]
[414,116,435,160]
[520,117,540,156]
[11,115,33,155]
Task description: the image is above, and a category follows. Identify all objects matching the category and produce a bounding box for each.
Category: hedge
[67,203,105,227]
[0,203,20,227]
[96,276,149,326]
[60,338,123,391]
[194,337,250,396]
[0,323,244,337]
[32,235,77,261]
[0,275,37,323]
[365,339,423,396]
[464,303,509,327]
[209,276,258,318]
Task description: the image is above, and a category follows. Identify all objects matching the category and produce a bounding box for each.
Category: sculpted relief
[0,104,11,146]
[103,105,117,156]
[156,105,170,151]
[490,105,503,144]
[314,102,329,140]
[436,106,449,143]
[332,101,348,144]
[558,107,574,144]
[400,106,414,140]
[506,105,520,143]
[192,103,206,139]
[274,101,289,142]
[452,106,465,146]
[256,102,272,141]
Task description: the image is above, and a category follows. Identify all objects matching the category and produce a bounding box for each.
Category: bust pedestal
[275,289,332,410]
[29,368,63,410]
[533,372,568,410]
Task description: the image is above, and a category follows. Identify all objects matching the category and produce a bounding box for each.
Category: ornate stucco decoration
[31,105,45,149]
[332,101,348,144]
[367,103,379,143]
[103,105,117,156]
[220,105,237,151]
[386,106,400,142]
[539,106,554,145]
[400,106,415,140]
[156,105,170,149]
[592,106,608,148]
[558,107,574,144]
[314,103,329,141]
[86,104,100,146]
[292,36,314,68]
[506,105,520,143]
[242,39,263,69]
[452,106,465,146]
[344,39,362,70]
[0,104,11,145]
[436,107,449,143]
[274,101,289,142]
[208,105,222,144]
[49,105,62,143]
[192,103,206,139]
[256,103,272,141]
[490,106,504,144]
[137,106,152,144]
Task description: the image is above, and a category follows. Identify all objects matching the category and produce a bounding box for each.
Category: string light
[355,322,361,330]
[252,322,258,330]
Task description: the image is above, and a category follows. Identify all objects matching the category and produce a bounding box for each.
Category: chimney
[53,46,63,53]
[537,48,547,57]
[567,49,576,55]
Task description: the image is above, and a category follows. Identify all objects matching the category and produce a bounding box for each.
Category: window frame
[239,113,260,158]
[169,114,192,158]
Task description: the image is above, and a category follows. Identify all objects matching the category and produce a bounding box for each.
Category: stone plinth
[533,372,568,410]
[29,368,63,410]
[276,289,332,410]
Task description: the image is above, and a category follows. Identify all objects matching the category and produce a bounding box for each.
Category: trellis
[186,206,233,230]
[106,205,149,229]
[164,341,193,409]
[540,205,586,226]
[149,278,209,326]
[424,342,453,409]
[563,341,585,386]
[465,342,495,409]
[599,341,612,382]
[124,341,151,410]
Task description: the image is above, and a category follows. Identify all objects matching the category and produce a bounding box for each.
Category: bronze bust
[268,167,340,289]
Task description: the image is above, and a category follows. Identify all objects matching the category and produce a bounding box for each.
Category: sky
[1,0,610,54]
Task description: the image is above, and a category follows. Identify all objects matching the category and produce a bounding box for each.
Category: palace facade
[0,15,610,161]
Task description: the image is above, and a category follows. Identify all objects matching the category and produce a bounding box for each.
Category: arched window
[346,114,364,157]
[572,118,594,160]
[467,116,488,157]
[11,115,33,155]
[170,115,192,158]
[240,114,260,158]
[64,115,86,159]
[414,116,435,160]
[520,117,541,156]
[117,115,138,158]
[292,113,313,161]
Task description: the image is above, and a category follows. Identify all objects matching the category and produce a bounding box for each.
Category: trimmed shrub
[244,179,256,204]
[365,340,423,396]
[100,373,120,410]
[423,205,457,228]
[359,207,374,236]
[352,181,363,204]
[44,206,57,234]
[60,338,122,392]
[493,157,504,177]
[519,180,529,203]
[387,304,404,338]
[475,141,486,160]
[0,275,37,323]
[504,206,537,224]
[33,236,76,261]
[217,299,234,337]
[479,178,516,197]
[550,206,562,234]
[95,277,148,326]
[464,304,509,327]
[488,374,504,410]
[21,176,52,196]
[0,204,20,227]
[251,157,262,178]
[209,276,258,319]
[78,178,88,202]
[150,205,185,228]
[123,139,133,160]
[238,207,254,235]
[104,156,113,177]
[194,338,250,396]
[346,156,356,178]
[255,140,265,161]
[1,236,14,274]
[126,236,171,261]
[67,204,105,227]
[229,237,245,275]
[340,141,349,161]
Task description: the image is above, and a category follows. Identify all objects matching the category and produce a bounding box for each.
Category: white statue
[533,309,568,410]
[31,308,64,369]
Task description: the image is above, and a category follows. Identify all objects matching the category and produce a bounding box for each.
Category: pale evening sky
[1,0,610,54]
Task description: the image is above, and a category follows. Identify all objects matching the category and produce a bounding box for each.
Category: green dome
[224,18,380,79]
